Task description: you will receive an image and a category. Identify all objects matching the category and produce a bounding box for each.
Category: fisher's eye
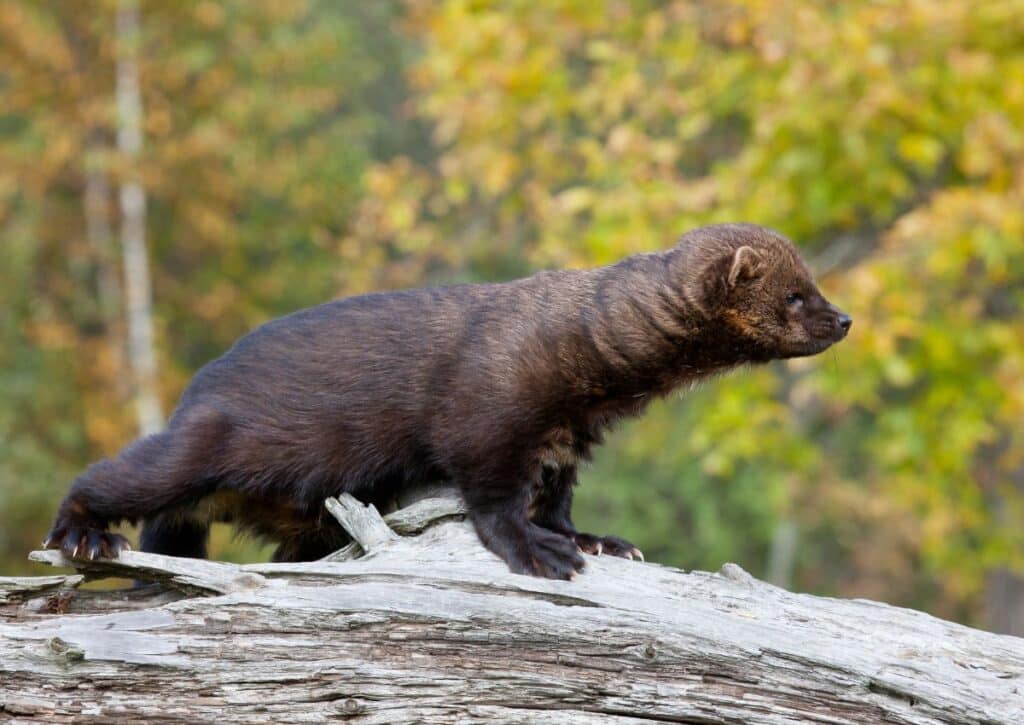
[786,292,804,307]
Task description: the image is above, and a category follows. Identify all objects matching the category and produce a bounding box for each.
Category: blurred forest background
[2,0,1023,633]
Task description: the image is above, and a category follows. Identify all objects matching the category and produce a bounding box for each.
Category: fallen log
[1,488,1021,723]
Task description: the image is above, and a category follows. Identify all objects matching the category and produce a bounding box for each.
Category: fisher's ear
[727,246,765,287]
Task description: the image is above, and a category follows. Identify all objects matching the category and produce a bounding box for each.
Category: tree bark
[1,488,1022,724]
[116,0,163,436]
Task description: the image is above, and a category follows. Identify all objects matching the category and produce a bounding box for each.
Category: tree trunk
[766,518,798,589]
[2,488,1021,724]
[116,0,162,436]
[986,569,1024,637]
[83,130,120,330]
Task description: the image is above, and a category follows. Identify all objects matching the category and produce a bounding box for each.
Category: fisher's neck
[579,251,755,397]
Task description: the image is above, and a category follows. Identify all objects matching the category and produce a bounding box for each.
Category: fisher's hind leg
[44,407,230,560]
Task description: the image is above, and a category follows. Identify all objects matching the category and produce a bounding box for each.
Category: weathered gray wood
[317,492,466,563]
[324,494,399,553]
[382,490,466,535]
[28,549,266,596]
[2,489,1023,724]
[0,575,83,604]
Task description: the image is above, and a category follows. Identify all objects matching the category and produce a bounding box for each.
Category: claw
[42,527,66,550]
[45,525,129,561]
[573,533,641,562]
[85,531,103,560]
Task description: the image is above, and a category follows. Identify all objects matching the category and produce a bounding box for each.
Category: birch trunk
[2,488,1022,724]
[116,0,162,436]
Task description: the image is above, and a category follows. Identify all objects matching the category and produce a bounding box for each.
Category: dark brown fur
[44,223,850,578]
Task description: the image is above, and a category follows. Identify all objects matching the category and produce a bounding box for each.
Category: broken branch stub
[324,494,399,553]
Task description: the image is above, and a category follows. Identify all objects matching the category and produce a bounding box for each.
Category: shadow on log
[1,486,1022,723]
